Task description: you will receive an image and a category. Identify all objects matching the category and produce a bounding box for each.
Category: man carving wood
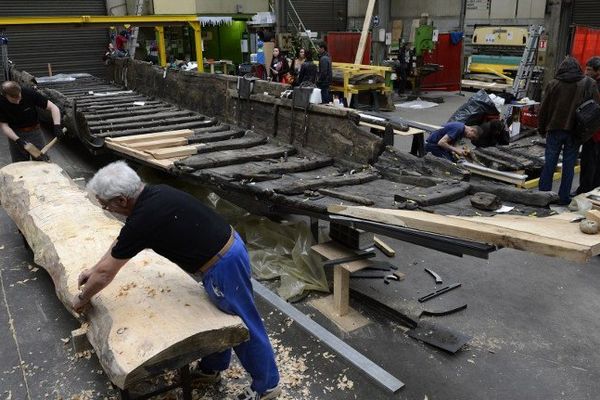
[72,161,281,400]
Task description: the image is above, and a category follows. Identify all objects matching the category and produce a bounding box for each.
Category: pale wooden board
[358,121,425,137]
[311,241,374,273]
[328,205,598,263]
[145,145,199,159]
[128,137,189,150]
[105,141,182,170]
[374,236,396,257]
[105,129,194,144]
[0,162,248,389]
[309,296,371,333]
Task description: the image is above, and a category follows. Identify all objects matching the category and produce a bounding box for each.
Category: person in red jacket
[576,56,600,194]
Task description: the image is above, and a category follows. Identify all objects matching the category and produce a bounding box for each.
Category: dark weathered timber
[85,107,180,121]
[474,147,535,169]
[274,171,380,195]
[94,119,218,138]
[76,96,148,106]
[317,188,375,206]
[469,181,558,207]
[394,181,471,207]
[80,101,164,111]
[194,156,335,182]
[178,144,297,169]
[375,147,470,181]
[192,124,231,134]
[90,116,206,132]
[87,110,194,126]
[470,192,502,211]
[379,172,445,188]
[194,134,268,154]
[189,129,246,144]
[73,93,139,102]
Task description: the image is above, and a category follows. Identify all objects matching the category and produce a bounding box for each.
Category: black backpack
[575,77,600,143]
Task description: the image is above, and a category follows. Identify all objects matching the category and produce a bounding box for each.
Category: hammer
[24,137,58,161]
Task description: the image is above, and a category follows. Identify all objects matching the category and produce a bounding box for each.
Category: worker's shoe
[189,367,222,385]
[235,385,282,400]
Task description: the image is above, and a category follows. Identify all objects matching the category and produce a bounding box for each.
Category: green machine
[414,24,435,56]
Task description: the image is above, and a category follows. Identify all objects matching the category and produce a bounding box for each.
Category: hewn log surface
[0,162,248,389]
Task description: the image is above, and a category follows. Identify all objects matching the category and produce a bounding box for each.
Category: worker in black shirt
[72,161,281,400]
[316,42,332,104]
[0,81,63,162]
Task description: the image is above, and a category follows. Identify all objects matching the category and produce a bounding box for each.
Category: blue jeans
[200,232,279,394]
[425,142,453,161]
[538,130,579,204]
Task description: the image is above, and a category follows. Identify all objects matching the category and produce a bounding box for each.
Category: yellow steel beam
[154,26,167,67]
[188,21,204,73]
[0,15,200,26]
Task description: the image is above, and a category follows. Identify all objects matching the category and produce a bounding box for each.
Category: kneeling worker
[72,161,281,400]
[425,121,482,161]
[0,81,62,162]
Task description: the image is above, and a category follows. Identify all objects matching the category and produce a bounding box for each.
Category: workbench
[331,62,393,107]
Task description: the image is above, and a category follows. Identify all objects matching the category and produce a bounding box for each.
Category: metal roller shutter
[289,0,348,33]
[572,0,600,28]
[1,0,109,78]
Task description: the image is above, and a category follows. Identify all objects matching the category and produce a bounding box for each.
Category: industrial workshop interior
[1,0,600,399]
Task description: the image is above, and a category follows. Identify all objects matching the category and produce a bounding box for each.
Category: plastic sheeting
[448,89,500,125]
[138,168,329,300]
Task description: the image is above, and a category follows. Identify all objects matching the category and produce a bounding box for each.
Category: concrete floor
[1,95,599,400]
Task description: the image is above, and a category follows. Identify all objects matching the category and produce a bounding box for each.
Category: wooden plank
[0,163,248,389]
[105,141,182,170]
[328,205,599,263]
[311,241,373,273]
[355,0,377,65]
[105,129,194,145]
[374,236,396,257]
[358,121,425,136]
[95,119,217,138]
[334,266,350,316]
[127,137,189,150]
[178,144,297,170]
[194,134,268,154]
[274,171,380,195]
[145,145,199,159]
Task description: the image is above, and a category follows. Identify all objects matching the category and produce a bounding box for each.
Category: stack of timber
[0,162,248,389]
[328,205,600,263]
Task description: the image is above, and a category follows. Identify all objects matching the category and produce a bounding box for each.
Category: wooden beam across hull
[0,162,248,389]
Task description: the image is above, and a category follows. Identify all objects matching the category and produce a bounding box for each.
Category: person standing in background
[576,56,600,194]
[317,42,333,104]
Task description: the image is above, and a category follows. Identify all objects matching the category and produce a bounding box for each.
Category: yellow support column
[188,21,204,72]
[154,26,167,67]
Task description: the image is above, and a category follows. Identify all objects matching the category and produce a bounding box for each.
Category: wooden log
[95,119,217,138]
[274,171,380,195]
[105,129,194,145]
[0,162,248,389]
[80,100,163,111]
[468,181,558,207]
[178,144,297,169]
[328,205,600,263]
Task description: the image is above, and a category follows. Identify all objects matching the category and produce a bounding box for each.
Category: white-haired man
[73,161,281,400]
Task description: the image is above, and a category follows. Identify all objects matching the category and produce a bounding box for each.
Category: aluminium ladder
[511,25,544,100]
